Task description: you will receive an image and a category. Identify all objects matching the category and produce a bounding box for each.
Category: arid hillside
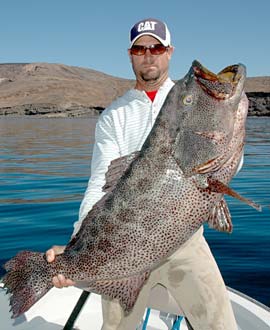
[0,63,269,117]
[0,63,134,117]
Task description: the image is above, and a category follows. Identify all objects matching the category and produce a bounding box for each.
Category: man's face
[128,35,174,86]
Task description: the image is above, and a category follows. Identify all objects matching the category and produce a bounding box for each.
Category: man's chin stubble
[141,72,160,82]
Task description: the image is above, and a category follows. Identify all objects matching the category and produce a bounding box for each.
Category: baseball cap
[130,18,171,47]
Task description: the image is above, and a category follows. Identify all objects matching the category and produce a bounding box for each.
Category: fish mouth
[192,60,246,100]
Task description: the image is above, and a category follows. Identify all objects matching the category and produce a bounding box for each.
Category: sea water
[0,117,269,306]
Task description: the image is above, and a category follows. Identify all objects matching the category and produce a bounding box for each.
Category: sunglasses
[129,44,169,56]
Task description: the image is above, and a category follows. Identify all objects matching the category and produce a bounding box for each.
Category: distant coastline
[0,63,269,117]
[0,103,105,117]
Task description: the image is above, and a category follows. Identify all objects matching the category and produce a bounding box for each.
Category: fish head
[171,60,247,176]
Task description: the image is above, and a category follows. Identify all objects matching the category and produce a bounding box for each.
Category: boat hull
[0,283,269,329]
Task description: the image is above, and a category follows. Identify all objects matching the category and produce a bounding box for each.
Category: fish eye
[183,94,193,105]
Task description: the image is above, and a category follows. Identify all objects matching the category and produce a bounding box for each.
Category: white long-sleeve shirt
[72,78,175,236]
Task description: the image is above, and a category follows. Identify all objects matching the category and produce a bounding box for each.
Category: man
[46,18,238,330]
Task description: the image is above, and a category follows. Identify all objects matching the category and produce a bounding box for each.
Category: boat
[1,281,269,329]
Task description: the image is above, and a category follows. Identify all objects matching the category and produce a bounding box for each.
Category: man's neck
[135,75,168,92]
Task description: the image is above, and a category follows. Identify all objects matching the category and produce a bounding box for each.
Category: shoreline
[0,104,105,118]
[0,92,269,118]
[0,103,269,118]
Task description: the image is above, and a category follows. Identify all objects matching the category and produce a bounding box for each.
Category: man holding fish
[45,18,243,330]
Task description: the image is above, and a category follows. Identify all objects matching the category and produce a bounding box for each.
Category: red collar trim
[145,90,158,102]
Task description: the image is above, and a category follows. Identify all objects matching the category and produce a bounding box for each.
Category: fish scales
[3,60,259,318]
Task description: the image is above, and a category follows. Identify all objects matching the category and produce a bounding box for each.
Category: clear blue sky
[0,0,269,79]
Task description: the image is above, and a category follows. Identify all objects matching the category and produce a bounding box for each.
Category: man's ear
[167,46,175,60]
[128,49,132,62]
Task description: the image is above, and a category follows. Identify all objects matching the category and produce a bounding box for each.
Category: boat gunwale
[227,286,270,312]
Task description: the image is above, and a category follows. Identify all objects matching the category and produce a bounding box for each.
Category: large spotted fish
[3,60,261,318]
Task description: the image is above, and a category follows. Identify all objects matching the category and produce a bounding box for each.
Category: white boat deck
[1,284,269,329]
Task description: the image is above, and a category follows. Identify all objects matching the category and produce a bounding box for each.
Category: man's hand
[46,245,75,288]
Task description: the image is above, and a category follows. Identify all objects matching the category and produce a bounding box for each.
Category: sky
[0,0,269,80]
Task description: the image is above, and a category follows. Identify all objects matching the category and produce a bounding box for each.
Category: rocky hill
[0,63,269,117]
[0,63,134,117]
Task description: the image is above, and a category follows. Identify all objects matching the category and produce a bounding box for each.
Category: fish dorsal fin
[208,198,233,233]
[207,178,262,212]
[103,151,140,193]
[93,271,150,312]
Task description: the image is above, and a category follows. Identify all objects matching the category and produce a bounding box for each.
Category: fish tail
[3,251,53,318]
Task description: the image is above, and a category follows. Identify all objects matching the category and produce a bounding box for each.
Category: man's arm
[73,112,121,236]
[235,92,248,175]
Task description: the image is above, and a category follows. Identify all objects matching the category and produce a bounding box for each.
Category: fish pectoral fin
[94,271,150,313]
[193,155,227,174]
[208,198,233,233]
[207,178,262,211]
[103,151,140,192]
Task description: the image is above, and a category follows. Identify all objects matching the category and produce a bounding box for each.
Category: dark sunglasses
[129,44,169,56]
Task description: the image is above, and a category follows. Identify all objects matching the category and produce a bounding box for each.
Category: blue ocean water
[0,117,269,307]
